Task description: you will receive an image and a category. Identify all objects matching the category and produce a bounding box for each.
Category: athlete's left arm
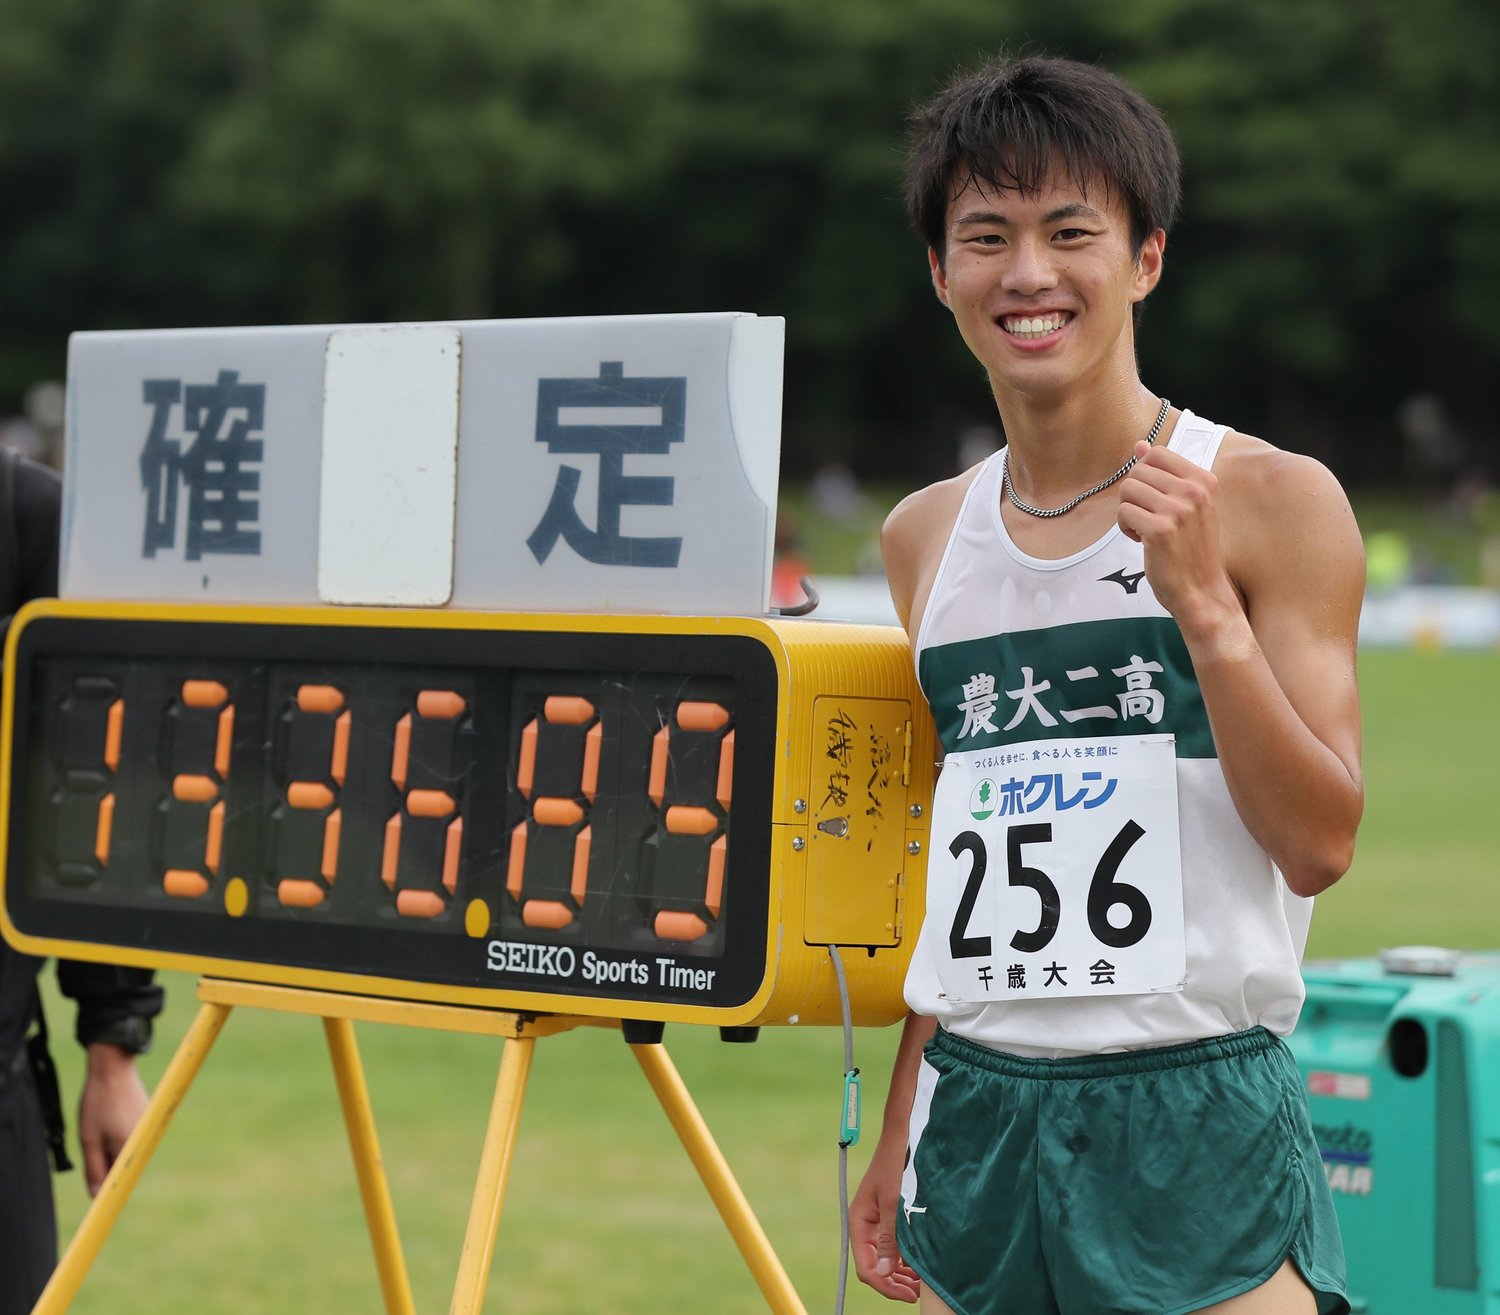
[1117,437,1364,896]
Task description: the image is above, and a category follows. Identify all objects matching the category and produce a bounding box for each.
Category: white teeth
[1003,314,1067,339]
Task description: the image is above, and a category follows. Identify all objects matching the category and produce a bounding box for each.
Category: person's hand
[850,1149,922,1302]
[1117,441,1240,640]
[78,1042,149,1196]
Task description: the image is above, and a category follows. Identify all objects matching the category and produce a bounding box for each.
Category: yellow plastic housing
[1,600,935,1028]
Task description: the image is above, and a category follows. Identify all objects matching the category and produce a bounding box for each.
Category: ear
[1131,230,1165,303]
[928,247,952,308]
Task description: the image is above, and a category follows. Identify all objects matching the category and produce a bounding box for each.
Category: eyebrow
[951,202,1107,228]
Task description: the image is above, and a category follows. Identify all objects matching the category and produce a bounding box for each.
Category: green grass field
[39,647,1499,1314]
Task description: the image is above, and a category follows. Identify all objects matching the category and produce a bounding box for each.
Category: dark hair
[906,55,1181,264]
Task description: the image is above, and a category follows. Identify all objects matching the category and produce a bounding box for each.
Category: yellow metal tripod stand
[33,978,810,1315]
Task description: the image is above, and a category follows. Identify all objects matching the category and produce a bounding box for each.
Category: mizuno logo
[1100,568,1147,594]
[903,1202,928,1223]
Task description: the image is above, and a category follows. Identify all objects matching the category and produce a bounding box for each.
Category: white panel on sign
[318,325,461,606]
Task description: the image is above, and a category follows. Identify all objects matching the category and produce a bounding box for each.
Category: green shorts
[896,1026,1348,1315]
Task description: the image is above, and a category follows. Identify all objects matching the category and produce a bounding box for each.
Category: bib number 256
[947,820,1150,959]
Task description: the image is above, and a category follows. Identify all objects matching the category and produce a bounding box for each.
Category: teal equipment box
[1286,948,1500,1312]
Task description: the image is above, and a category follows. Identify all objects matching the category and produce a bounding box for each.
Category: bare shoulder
[881,465,983,635]
[881,469,975,558]
[1213,431,1365,624]
[1214,431,1349,506]
[1213,431,1360,542]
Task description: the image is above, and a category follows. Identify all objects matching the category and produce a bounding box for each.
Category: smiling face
[930,169,1164,404]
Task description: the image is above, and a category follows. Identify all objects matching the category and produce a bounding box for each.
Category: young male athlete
[851,56,1363,1315]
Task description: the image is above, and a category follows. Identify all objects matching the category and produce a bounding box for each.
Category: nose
[1001,236,1059,297]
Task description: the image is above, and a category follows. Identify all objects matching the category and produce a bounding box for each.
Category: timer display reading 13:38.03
[1,602,935,1027]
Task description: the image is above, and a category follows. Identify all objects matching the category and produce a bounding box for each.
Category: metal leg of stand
[324,1017,417,1315]
[32,1000,233,1315]
[629,1041,808,1315]
[449,1034,536,1315]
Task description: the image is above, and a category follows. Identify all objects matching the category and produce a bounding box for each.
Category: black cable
[773,576,820,617]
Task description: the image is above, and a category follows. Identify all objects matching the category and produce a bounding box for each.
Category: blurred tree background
[1,0,1496,491]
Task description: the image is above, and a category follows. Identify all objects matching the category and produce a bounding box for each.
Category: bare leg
[1193,1259,1318,1314]
[919,1287,958,1315]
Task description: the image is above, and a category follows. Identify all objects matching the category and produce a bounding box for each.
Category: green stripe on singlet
[918,615,1216,758]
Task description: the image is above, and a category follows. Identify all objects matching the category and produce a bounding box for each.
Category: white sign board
[62,313,784,615]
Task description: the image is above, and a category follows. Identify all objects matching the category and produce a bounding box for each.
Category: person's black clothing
[0,1050,57,1312]
[0,450,164,1314]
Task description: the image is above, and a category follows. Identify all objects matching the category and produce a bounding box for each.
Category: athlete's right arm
[851,1011,937,1301]
[856,472,974,1298]
[880,469,981,641]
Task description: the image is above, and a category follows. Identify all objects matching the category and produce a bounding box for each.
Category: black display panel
[5,615,779,1011]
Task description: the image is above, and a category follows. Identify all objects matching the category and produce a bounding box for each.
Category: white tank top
[906,409,1312,1056]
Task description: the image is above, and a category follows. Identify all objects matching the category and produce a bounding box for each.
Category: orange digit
[273,684,347,910]
[55,681,123,885]
[94,696,124,865]
[163,680,234,900]
[507,696,600,929]
[384,690,467,919]
[650,701,732,943]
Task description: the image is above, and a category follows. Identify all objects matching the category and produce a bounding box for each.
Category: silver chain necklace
[1002,397,1171,519]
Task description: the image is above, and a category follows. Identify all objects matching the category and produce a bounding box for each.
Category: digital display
[3,603,934,1026]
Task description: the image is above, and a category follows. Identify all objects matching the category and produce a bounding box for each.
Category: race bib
[927,734,1185,1003]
